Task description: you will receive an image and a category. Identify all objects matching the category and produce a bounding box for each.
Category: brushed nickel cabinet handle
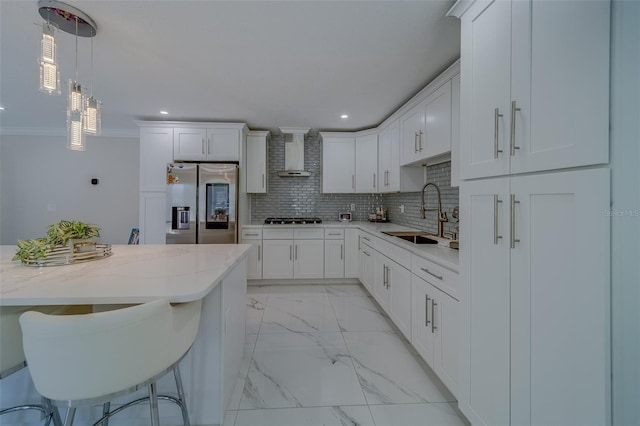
[202,138,205,155]
[290,245,292,260]
[414,131,419,153]
[258,245,261,261]
[510,100,521,156]
[328,233,341,236]
[494,195,503,245]
[431,299,437,333]
[494,108,504,159]
[363,251,371,257]
[245,233,259,236]
[358,235,361,251]
[295,244,298,261]
[510,194,521,248]
[419,130,424,152]
[420,267,443,281]
[426,294,431,327]
[362,236,371,242]
[352,175,355,189]
[262,174,265,189]
[340,244,343,260]
[373,173,376,188]
[386,266,390,289]
[208,138,211,155]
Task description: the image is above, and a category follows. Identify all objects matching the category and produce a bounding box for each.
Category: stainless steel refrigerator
[166,163,238,244]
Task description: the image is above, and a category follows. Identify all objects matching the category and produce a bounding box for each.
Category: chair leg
[173,366,191,426]
[63,407,76,426]
[148,382,160,426]
[101,402,110,426]
[46,399,63,426]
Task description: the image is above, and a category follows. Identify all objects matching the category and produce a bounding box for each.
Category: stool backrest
[0,307,29,376]
[20,299,173,401]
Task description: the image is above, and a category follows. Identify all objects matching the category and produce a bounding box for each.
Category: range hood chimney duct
[278,127,311,177]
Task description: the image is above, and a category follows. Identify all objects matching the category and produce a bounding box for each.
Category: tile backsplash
[249,134,459,235]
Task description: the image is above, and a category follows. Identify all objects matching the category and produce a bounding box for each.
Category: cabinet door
[246,134,267,193]
[411,274,435,366]
[262,240,293,279]
[140,127,173,192]
[459,176,511,426]
[373,252,390,311]
[139,192,167,244]
[322,138,355,193]
[450,73,461,188]
[510,0,609,175]
[423,80,452,159]
[400,103,424,165]
[377,127,390,191]
[359,243,375,294]
[324,239,344,279]
[174,128,207,161]
[509,168,610,426]
[344,229,360,279]
[243,240,262,280]
[459,0,511,179]
[294,239,324,279]
[432,284,458,398]
[355,134,378,193]
[207,128,240,161]
[387,259,411,340]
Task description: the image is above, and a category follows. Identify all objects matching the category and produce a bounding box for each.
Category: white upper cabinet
[139,127,173,192]
[246,131,269,193]
[458,0,610,179]
[174,125,243,161]
[401,79,453,166]
[321,135,356,193]
[321,132,379,194]
[378,119,424,193]
[355,134,378,193]
[450,73,461,187]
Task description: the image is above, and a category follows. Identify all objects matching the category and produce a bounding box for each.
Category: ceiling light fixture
[341,114,349,119]
[37,0,98,150]
[160,111,169,115]
[0,107,5,111]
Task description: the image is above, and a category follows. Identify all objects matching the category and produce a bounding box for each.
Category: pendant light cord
[74,16,78,81]
[90,37,94,96]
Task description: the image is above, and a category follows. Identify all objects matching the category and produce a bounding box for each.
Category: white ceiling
[0,1,460,135]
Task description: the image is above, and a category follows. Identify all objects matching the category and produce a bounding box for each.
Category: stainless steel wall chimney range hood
[278,127,311,177]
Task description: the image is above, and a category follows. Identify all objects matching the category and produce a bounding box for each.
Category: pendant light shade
[39,23,60,94]
[84,96,101,135]
[67,80,85,151]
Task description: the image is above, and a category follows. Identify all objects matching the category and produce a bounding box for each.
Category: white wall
[610,0,640,424]
[0,135,139,245]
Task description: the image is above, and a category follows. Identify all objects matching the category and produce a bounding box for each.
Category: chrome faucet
[421,182,448,238]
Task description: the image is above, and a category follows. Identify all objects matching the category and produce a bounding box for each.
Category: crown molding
[446,0,473,18]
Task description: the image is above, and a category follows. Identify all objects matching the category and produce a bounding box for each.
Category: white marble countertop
[242,221,459,271]
[0,244,251,306]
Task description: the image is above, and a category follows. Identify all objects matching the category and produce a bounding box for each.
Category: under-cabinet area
[241,222,460,399]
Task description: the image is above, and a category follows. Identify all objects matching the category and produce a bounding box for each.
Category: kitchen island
[0,244,251,426]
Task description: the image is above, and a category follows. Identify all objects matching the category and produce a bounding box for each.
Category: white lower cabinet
[411,274,458,397]
[344,229,360,278]
[359,241,375,294]
[374,252,411,340]
[293,239,324,279]
[262,239,294,279]
[460,168,610,425]
[139,192,166,244]
[240,228,263,280]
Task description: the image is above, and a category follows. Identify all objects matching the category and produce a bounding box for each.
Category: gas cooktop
[264,217,323,225]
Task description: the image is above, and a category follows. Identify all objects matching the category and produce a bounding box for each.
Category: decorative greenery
[13,220,100,262]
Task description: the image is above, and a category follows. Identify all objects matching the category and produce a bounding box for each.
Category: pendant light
[67,16,85,151]
[39,22,60,95]
[83,37,101,135]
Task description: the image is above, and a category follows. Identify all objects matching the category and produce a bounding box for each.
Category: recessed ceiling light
[340,114,349,119]
[0,106,5,111]
[160,110,169,115]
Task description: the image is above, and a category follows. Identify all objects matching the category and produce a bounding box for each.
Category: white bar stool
[19,299,202,426]
[0,306,60,425]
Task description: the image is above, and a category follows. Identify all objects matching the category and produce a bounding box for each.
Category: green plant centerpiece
[13,220,101,264]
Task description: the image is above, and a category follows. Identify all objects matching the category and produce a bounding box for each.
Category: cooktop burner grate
[264,217,323,224]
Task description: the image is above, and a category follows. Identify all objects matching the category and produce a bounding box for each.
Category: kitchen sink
[381,231,439,245]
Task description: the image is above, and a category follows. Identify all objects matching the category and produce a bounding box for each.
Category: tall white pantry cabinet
[449,0,611,425]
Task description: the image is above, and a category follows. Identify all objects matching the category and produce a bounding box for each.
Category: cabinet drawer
[324,229,345,239]
[411,255,458,300]
[240,228,263,240]
[263,228,294,239]
[294,228,324,239]
[359,232,379,249]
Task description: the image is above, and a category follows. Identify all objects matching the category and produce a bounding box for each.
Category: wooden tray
[20,244,112,267]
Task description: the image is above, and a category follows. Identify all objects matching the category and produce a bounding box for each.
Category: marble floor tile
[260,294,340,334]
[234,405,375,426]
[325,284,372,298]
[368,403,470,426]
[239,332,366,409]
[222,409,238,426]
[266,284,328,298]
[343,331,456,405]
[329,295,394,332]
[246,294,266,334]
[247,284,271,295]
